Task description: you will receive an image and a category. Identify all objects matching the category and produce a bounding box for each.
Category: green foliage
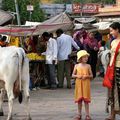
[2,0,45,24]
[2,0,15,11]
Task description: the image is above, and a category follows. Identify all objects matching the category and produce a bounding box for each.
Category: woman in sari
[106,22,120,120]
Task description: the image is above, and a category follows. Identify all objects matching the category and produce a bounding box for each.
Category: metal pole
[80,0,83,17]
[29,11,32,21]
[14,0,21,25]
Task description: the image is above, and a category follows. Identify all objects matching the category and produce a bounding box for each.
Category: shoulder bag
[103,41,120,89]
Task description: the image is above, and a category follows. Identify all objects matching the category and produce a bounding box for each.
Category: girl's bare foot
[85,115,92,120]
[74,114,82,120]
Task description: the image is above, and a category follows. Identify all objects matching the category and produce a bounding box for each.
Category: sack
[103,65,114,89]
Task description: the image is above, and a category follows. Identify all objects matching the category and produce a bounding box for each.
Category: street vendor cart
[27,53,46,89]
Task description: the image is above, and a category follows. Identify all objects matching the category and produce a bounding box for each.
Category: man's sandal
[105,118,114,120]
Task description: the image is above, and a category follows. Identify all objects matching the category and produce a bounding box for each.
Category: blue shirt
[57,33,80,61]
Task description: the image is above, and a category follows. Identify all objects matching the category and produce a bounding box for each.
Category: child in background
[0,36,8,47]
[72,50,93,120]
[98,40,108,53]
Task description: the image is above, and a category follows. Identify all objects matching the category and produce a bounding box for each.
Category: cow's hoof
[7,116,12,120]
[27,117,32,120]
[0,111,4,116]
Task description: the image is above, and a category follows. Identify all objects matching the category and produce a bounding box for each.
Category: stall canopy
[0,10,13,25]
[34,12,74,35]
[74,23,83,30]
[93,22,112,30]
[0,26,36,36]
[0,12,73,36]
[75,17,96,24]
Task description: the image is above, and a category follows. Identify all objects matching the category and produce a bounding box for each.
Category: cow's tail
[17,48,25,104]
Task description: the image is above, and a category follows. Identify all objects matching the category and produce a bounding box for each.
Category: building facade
[95,0,120,21]
[116,0,120,6]
[40,4,65,18]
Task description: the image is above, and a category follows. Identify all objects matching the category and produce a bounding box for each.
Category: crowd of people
[41,29,80,89]
[38,23,120,120]
[23,27,110,91]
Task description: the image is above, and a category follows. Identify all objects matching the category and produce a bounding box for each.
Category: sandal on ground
[105,117,114,120]
[85,115,92,120]
[74,114,82,120]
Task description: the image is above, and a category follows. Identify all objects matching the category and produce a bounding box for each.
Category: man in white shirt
[56,29,80,88]
[42,32,57,89]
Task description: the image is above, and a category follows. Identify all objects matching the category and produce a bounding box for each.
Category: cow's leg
[22,58,32,120]
[24,96,32,120]
[7,99,13,120]
[103,65,107,74]
[23,80,31,120]
[23,87,31,120]
[0,89,5,116]
[5,83,14,120]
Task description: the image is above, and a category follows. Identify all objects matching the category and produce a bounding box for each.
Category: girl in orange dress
[72,50,93,120]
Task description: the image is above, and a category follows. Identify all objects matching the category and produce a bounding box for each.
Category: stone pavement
[1,77,120,120]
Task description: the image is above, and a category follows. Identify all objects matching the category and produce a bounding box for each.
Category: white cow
[98,49,111,73]
[0,46,31,120]
[98,49,111,113]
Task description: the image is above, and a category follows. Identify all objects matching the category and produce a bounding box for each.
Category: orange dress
[74,64,91,103]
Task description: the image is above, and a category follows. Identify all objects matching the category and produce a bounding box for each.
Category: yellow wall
[40,0,53,4]
[99,6,120,13]
[116,0,120,6]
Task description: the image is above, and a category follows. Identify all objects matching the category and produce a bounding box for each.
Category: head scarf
[84,32,98,50]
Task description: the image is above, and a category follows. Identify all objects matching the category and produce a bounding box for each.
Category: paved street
[0,77,120,120]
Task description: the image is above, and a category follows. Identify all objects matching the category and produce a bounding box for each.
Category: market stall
[27,53,46,89]
[0,25,47,89]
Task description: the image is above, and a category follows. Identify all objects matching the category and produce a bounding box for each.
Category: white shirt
[43,38,57,64]
[57,33,80,61]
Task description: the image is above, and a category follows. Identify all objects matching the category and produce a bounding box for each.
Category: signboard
[82,4,99,13]
[72,3,99,13]
[66,4,72,13]
[72,3,81,13]
[27,5,34,11]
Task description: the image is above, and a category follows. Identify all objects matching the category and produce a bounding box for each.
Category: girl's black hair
[110,22,120,33]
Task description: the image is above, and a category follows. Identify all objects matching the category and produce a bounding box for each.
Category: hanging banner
[82,4,99,13]
[0,26,36,36]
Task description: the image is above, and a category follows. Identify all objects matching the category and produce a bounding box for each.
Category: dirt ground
[0,77,120,120]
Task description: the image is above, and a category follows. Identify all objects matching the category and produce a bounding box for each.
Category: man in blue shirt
[56,29,80,88]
